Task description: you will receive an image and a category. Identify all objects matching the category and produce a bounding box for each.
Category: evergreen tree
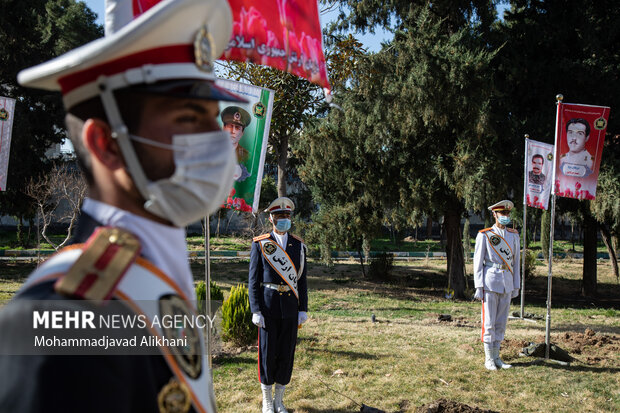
[498,0,620,293]
[302,4,502,297]
[0,0,102,234]
[591,136,620,281]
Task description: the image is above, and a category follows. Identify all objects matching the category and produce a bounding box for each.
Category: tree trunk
[426,217,432,239]
[16,217,23,247]
[362,236,371,265]
[27,218,34,248]
[462,218,471,262]
[599,224,619,282]
[357,240,367,278]
[444,208,466,299]
[582,213,598,297]
[277,134,289,197]
[57,208,80,249]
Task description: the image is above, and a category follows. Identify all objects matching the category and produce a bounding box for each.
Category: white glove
[298,311,308,325]
[252,312,265,329]
[474,288,484,301]
[511,289,519,299]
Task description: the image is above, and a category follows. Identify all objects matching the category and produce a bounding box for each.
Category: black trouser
[258,316,298,385]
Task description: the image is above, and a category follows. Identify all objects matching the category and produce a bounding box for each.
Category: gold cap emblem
[157,378,191,413]
[194,24,214,73]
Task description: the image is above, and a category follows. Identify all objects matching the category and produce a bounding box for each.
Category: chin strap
[96,75,152,204]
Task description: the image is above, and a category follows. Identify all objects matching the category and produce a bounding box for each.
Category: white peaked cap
[265,197,295,214]
[488,200,514,211]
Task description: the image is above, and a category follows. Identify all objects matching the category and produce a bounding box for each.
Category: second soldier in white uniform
[474,200,520,370]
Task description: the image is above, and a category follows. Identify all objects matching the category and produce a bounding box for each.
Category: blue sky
[82,1,508,52]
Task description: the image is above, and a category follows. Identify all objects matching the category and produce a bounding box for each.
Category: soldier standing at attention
[474,200,520,371]
[0,0,245,411]
[249,197,309,413]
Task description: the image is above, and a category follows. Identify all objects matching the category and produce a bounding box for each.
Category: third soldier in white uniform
[474,200,520,370]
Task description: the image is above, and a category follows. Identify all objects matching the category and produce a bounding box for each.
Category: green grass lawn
[186,235,251,251]
[205,259,619,413]
[370,238,443,252]
[1,228,611,256]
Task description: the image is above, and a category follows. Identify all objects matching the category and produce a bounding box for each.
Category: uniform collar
[81,198,194,299]
[493,224,507,236]
[272,231,288,249]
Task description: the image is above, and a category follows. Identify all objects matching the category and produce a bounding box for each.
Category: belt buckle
[277,285,288,292]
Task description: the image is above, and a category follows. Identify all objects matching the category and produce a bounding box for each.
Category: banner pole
[546,94,563,359]
[204,215,212,368]
[521,134,529,318]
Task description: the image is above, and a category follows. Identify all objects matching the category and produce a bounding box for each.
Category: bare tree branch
[25,162,87,251]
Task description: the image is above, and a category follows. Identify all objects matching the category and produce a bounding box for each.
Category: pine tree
[0,0,102,235]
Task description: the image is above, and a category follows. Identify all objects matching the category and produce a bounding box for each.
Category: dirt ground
[414,399,499,413]
[502,328,620,366]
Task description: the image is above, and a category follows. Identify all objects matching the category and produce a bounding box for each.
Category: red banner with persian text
[223,0,330,92]
[554,103,610,200]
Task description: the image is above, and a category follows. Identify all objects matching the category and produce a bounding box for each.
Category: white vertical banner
[0,97,16,191]
[525,138,554,210]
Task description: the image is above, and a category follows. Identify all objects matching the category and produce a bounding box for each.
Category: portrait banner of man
[554,102,610,200]
[525,138,554,210]
[0,96,16,191]
[216,78,274,212]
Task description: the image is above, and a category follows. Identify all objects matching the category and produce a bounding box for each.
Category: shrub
[368,252,394,280]
[221,284,254,346]
[523,249,537,279]
[195,281,225,316]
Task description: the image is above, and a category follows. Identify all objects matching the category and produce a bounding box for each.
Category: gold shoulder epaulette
[55,227,141,300]
[507,228,518,233]
[290,234,304,243]
[479,227,493,233]
[253,233,271,242]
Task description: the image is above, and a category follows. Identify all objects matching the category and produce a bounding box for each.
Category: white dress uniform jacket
[473,224,520,294]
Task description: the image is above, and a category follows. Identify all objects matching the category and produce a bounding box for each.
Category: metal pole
[546,194,556,359]
[545,94,563,359]
[521,135,529,318]
[204,215,212,368]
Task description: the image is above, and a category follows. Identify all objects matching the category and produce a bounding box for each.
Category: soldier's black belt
[261,283,291,292]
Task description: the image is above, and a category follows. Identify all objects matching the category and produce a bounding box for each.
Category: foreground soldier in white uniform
[474,200,520,371]
[0,0,244,411]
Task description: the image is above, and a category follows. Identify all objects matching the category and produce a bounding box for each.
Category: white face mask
[129,131,236,227]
